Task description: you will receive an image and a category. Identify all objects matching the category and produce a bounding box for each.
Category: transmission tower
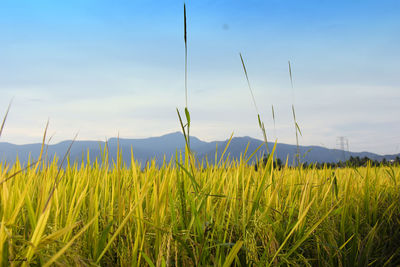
[336,136,349,162]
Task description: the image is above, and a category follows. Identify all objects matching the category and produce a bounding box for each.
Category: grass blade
[222,241,243,267]
[239,53,269,153]
[42,132,78,213]
[184,3,188,108]
[240,53,259,114]
[0,99,12,139]
[43,215,98,267]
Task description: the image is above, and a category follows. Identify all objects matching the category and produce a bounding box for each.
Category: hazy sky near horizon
[1,0,399,155]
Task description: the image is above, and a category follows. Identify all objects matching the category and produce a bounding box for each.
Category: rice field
[1,3,399,266]
[0,146,399,266]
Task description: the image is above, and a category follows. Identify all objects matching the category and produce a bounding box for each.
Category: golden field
[0,145,399,266]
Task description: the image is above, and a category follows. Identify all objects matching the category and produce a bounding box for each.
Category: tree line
[307,156,400,169]
[256,154,400,170]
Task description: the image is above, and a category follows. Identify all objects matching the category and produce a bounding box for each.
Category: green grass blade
[222,241,243,267]
[141,251,155,267]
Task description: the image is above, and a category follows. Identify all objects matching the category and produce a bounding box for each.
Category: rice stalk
[272,104,276,140]
[0,99,12,139]
[288,60,301,166]
[239,53,269,154]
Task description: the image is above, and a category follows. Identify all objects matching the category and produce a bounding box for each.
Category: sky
[0,0,399,155]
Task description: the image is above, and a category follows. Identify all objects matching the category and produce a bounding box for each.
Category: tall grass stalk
[176,3,199,197]
[184,3,188,109]
[0,99,12,139]
[177,3,192,152]
[239,53,269,154]
[272,104,276,140]
[288,60,301,166]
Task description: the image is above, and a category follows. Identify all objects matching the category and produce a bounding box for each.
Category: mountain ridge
[1,132,398,166]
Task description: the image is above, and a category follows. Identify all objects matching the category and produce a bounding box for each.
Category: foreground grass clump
[0,152,399,266]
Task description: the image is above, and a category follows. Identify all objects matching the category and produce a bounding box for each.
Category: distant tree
[361,157,371,166]
[258,153,399,170]
[348,156,360,167]
[254,154,283,171]
[275,158,283,169]
[355,156,361,166]
[348,156,362,167]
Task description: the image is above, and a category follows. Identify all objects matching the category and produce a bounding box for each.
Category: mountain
[0,132,398,167]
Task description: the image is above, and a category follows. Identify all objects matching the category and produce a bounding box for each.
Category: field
[1,3,399,266]
[1,145,399,266]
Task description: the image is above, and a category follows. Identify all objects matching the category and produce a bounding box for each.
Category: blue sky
[1,0,399,154]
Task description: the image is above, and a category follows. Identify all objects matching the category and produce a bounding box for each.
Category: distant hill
[1,132,398,167]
